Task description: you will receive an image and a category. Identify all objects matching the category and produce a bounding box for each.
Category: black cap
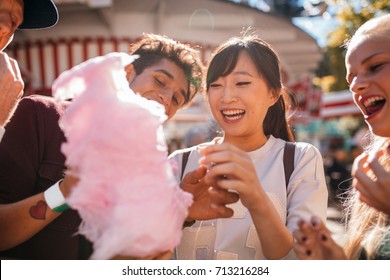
[19,0,59,29]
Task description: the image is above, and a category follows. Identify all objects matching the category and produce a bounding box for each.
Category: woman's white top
[170,135,328,260]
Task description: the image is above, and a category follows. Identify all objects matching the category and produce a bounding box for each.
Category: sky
[292,15,338,47]
[228,0,341,47]
[292,0,341,47]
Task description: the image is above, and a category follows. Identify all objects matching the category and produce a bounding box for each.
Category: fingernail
[311,216,320,227]
[198,157,205,165]
[196,146,204,152]
[196,144,209,154]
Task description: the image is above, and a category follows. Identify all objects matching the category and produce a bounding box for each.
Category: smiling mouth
[221,109,245,121]
[363,96,386,116]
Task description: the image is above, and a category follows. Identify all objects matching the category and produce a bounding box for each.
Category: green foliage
[320,0,390,91]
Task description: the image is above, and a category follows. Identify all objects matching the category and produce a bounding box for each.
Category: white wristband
[44,180,69,212]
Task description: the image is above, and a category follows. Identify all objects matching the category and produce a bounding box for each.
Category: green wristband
[53,203,70,213]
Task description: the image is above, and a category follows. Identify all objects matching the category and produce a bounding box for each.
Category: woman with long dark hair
[170,34,328,260]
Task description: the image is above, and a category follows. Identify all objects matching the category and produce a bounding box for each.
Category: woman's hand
[293,216,347,260]
[199,142,294,259]
[198,143,266,212]
[352,147,390,215]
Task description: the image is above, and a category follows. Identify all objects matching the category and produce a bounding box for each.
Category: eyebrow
[155,69,188,103]
[346,52,384,82]
[232,70,254,77]
[358,52,382,67]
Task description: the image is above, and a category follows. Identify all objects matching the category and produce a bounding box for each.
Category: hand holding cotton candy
[52,52,192,259]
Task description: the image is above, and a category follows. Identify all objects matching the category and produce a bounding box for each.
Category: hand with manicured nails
[352,147,390,215]
[293,216,347,260]
[198,142,295,259]
[0,52,24,126]
[198,143,267,211]
[181,165,239,221]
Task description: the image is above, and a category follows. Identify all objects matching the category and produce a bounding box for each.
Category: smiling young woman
[293,14,390,260]
[170,34,328,260]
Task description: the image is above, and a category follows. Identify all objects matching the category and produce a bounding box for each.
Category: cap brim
[19,0,59,29]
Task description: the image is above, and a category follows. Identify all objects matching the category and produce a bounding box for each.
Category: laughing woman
[170,34,328,260]
[293,14,390,260]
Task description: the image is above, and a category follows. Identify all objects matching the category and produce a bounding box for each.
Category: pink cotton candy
[52,52,193,259]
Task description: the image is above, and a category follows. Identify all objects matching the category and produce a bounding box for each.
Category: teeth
[222,109,245,121]
[222,109,245,116]
[364,96,385,108]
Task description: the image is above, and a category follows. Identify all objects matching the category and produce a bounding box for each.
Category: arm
[286,144,328,232]
[0,190,61,251]
[0,97,70,252]
[199,143,293,259]
[0,174,76,251]
[0,52,24,127]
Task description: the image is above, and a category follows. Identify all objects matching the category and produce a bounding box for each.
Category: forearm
[0,192,61,251]
[249,198,293,259]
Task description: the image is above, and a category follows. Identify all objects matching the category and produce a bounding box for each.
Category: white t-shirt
[0,126,4,142]
[170,135,328,260]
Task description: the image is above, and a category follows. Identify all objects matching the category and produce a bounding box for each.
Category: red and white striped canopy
[321,90,360,119]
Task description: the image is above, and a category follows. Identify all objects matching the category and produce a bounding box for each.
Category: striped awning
[320,90,360,119]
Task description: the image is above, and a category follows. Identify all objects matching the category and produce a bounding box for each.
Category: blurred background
[6,1,390,234]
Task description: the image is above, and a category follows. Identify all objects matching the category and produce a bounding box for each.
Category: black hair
[206,35,294,141]
[129,34,204,105]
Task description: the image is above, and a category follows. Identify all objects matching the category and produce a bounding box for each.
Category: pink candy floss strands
[52,52,193,259]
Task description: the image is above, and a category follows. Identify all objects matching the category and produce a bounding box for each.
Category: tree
[321,0,390,92]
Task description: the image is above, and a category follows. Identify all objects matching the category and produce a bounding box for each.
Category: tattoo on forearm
[29,200,47,220]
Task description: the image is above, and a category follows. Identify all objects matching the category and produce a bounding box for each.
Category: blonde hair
[345,13,390,50]
[342,13,390,260]
[343,135,390,259]
[354,13,390,38]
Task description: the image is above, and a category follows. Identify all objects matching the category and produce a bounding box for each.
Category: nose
[221,85,237,103]
[159,87,173,111]
[350,75,369,95]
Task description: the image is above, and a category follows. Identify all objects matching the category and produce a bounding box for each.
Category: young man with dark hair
[0,33,238,259]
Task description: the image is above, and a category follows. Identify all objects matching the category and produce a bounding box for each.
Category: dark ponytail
[263,94,294,141]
